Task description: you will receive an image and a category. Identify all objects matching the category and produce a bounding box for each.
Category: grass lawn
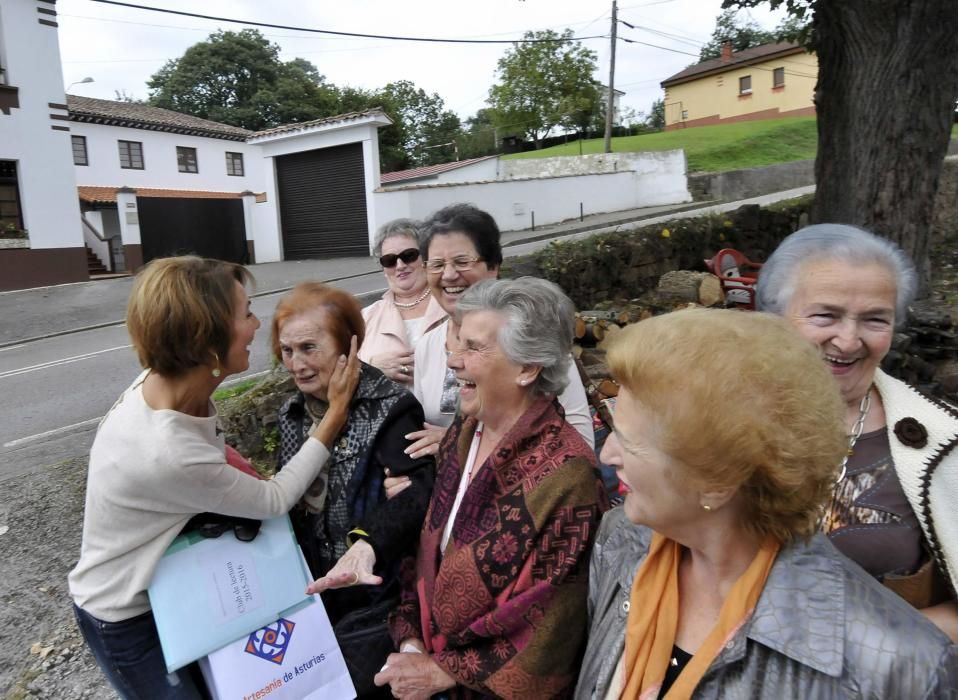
[505,120,958,173]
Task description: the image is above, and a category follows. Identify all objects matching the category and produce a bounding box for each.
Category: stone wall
[688,160,815,202]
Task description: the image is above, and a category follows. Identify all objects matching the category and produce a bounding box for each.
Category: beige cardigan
[359,290,447,365]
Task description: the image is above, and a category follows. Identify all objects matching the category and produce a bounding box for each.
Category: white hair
[454,277,574,396]
[756,223,917,323]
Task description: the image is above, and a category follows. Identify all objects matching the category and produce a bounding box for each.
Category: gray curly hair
[454,277,574,396]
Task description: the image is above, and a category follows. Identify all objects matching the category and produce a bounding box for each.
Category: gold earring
[702,504,712,512]
[211,353,221,378]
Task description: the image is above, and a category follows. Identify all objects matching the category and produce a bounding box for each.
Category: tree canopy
[699,9,809,61]
[487,29,599,149]
[722,0,958,293]
[147,29,338,131]
[146,29,461,171]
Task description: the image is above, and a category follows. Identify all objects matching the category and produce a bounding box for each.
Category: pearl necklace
[393,287,431,309]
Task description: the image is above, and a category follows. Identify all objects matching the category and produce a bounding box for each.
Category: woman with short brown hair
[69,256,360,699]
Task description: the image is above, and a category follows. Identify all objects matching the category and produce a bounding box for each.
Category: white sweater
[68,372,330,622]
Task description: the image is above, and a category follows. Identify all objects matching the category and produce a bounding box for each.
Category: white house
[0,0,87,291]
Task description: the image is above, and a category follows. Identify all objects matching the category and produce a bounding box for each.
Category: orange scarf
[621,532,779,700]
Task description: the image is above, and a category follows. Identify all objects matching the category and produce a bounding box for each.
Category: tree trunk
[810,0,958,296]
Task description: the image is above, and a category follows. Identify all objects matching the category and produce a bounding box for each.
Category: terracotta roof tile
[380,155,498,184]
[78,186,260,204]
[661,42,806,87]
[67,95,252,141]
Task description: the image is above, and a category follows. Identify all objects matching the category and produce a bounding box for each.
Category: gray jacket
[575,508,958,699]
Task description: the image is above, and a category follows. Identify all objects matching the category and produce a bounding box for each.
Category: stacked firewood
[572,270,958,406]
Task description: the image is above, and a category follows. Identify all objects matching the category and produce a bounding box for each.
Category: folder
[148,514,311,672]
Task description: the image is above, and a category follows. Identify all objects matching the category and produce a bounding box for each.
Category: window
[118,140,144,170]
[739,75,752,95]
[681,110,689,120]
[72,136,88,166]
[177,146,198,173]
[0,161,23,232]
[773,67,785,88]
[225,151,244,177]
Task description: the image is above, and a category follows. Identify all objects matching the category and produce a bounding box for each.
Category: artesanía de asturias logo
[244,618,295,665]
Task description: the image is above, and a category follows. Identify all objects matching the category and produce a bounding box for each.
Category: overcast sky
[56,0,787,124]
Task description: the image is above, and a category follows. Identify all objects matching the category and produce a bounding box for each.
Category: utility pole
[603,0,618,154]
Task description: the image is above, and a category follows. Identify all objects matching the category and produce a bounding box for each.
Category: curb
[0,198,730,351]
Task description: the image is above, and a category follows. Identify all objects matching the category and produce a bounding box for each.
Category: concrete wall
[663,51,817,128]
[376,150,690,231]
[689,159,815,201]
[71,122,262,193]
[0,0,87,290]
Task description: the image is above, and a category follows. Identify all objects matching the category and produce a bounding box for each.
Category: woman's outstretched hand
[306,539,381,594]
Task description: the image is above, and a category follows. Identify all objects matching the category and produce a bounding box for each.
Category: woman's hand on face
[384,468,412,500]
[305,539,381,594]
[404,422,447,459]
[374,349,415,385]
[373,650,456,700]
[326,335,361,414]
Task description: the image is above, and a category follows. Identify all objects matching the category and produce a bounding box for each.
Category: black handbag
[333,596,398,698]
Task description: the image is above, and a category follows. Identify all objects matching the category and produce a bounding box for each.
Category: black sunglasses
[379,248,420,268]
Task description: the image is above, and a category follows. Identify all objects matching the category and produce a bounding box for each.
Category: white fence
[374,150,690,232]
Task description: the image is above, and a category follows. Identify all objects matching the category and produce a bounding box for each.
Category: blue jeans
[73,604,203,700]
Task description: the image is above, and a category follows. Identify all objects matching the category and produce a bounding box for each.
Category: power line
[86,0,606,44]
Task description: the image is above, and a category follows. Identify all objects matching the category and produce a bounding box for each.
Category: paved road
[0,187,815,483]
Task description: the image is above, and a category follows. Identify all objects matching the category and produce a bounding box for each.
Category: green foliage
[504,117,818,172]
[262,427,279,455]
[381,81,462,168]
[646,98,665,130]
[212,377,260,402]
[699,7,812,61]
[488,29,599,148]
[147,29,338,131]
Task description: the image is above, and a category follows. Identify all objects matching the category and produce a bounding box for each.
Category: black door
[138,197,246,264]
[276,142,369,259]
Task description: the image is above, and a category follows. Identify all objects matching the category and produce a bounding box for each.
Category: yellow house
[660,42,817,130]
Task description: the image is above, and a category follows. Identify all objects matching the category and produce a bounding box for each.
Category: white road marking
[0,344,132,380]
[0,344,26,352]
[3,416,102,447]
[2,369,275,448]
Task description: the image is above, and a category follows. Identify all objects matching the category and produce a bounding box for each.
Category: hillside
[505,119,958,173]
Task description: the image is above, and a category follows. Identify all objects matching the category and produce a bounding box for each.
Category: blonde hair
[127,256,253,376]
[606,308,846,543]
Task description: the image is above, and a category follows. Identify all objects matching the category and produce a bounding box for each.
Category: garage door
[276,142,369,259]
[138,197,246,264]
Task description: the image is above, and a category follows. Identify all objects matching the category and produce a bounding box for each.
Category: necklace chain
[393,287,431,309]
[836,386,872,483]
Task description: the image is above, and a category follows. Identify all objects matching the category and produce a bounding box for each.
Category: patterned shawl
[391,395,607,699]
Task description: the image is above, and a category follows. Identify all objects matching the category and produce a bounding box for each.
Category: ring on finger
[401,364,409,374]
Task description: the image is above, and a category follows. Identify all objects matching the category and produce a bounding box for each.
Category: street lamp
[66,77,94,92]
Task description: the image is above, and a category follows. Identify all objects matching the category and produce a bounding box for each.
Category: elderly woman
[271,282,435,696]
[575,308,957,699]
[757,224,958,642]
[407,203,594,460]
[375,277,607,699]
[360,218,446,385]
[69,257,359,699]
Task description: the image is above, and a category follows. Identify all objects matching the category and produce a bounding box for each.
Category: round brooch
[893,417,928,449]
